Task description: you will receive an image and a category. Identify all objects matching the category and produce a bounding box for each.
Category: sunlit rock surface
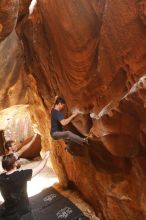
[1,0,146,219]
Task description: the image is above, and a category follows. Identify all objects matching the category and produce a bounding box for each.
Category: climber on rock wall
[50,96,88,147]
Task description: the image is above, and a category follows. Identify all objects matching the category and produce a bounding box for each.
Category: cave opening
[1,0,146,219]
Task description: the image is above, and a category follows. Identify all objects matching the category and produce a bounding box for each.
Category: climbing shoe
[83,137,89,145]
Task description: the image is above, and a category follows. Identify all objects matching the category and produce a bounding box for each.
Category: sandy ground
[0,157,99,220]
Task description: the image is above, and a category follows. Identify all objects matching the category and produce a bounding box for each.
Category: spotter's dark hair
[5,141,15,150]
[2,154,17,171]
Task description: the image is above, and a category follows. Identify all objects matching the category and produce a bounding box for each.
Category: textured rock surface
[1,0,146,219]
[0,0,50,149]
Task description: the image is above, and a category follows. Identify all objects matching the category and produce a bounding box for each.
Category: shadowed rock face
[1,0,146,219]
[0,0,18,42]
[0,0,28,108]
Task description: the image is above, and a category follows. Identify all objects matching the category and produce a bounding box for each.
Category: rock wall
[1,0,146,219]
[0,0,50,150]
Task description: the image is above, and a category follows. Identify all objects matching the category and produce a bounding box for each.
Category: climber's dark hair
[55,96,66,105]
